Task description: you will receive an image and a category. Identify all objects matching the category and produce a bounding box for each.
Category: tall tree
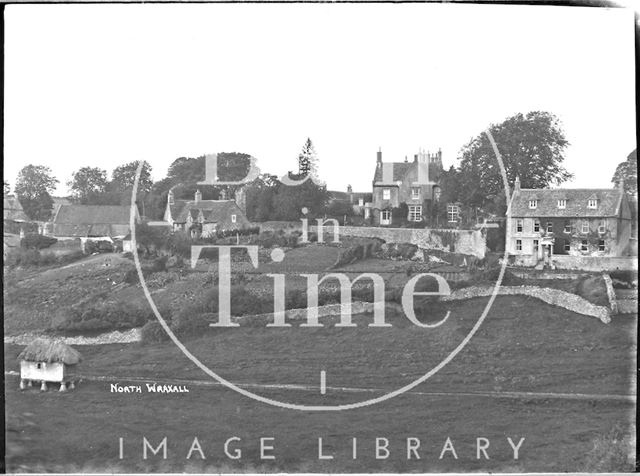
[68,167,108,204]
[111,161,153,193]
[14,165,58,220]
[297,138,318,177]
[458,111,572,209]
[611,149,637,196]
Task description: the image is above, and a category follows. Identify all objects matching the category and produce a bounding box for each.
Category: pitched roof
[373,162,414,184]
[509,188,624,218]
[53,205,132,225]
[172,200,244,223]
[3,195,30,222]
[50,205,133,237]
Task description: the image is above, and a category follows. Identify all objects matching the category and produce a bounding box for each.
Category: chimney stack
[195,189,202,203]
[376,147,382,164]
[514,177,521,192]
[168,189,175,205]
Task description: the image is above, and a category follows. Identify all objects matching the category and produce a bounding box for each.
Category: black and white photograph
[2,1,638,473]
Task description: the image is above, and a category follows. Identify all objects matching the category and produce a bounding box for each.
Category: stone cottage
[505,178,633,267]
[44,205,139,249]
[371,148,443,225]
[164,189,250,238]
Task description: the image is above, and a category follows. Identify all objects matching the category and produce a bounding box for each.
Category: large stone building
[371,148,443,225]
[505,178,633,267]
[164,189,250,238]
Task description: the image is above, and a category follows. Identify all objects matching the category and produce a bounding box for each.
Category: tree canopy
[15,165,59,221]
[68,166,108,204]
[611,149,637,196]
[297,138,318,177]
[458,111,572,209]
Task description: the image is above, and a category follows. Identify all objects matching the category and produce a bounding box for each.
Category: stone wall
[310,225,486,258]
[552,255,638,271]
[442,285,611,323]
[602,273,618,314]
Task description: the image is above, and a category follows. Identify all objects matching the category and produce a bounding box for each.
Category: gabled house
[45,205,139,241]
[371,148,443,225]
[4,195,30,223]
[164,189,250,238]
[505,178,633,267]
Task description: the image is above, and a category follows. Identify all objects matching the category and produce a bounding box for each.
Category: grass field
[4,295,636,472]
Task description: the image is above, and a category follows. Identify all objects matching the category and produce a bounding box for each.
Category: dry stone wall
[310,225,486,258]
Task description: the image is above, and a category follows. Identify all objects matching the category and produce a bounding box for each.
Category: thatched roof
[18,339,82,365]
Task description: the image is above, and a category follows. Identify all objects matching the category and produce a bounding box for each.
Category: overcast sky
[4,3,636,196]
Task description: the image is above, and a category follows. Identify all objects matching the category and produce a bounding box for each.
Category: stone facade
[506,179,633,268]
[371,149,443,226]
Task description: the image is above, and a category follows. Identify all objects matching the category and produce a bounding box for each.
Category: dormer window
[528,200,537,209]
[557,199,566,209]
[383,189,391,200]
[588,199,597,209]
[411,187,420,200]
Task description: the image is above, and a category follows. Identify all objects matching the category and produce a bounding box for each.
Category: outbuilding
[18,339,82,392]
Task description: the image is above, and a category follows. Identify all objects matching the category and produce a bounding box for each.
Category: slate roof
[51,205,133,237]
[372,162,414,184]
[170,199,244,224]
[509,188,624,218]
[54,205,132,225]
[3,196,30,222]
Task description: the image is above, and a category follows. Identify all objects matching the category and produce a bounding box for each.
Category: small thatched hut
[18,339,82,392]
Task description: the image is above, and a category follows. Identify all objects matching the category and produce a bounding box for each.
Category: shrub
[141,321,170,344]
[170,305,211,337]
[55,301,156,333]
[20,234,57,250]
[84,240,114,254]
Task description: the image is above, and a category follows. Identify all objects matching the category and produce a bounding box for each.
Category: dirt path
[6,370,635,403]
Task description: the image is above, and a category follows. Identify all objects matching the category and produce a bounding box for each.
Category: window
[581,221,589,234]
[411,187,420,200]
[557,199,566,209]
[588,199,597,209]
[434,187,441,202]
[516,239,522,251]
[533,239,539,253]
[381,210,391,222]
[516,219,523,233]
[36,363,42,370]
[358,198,364,207]
[564,240,571,252]
[563,221,571,233]
[581,240,588,251]
[383,189,391,200]
[528,200,537,209]
[598,220,606,234]
[598,240,605,252]
[408,205,422,222]
[447,205,460,223]
[546,222,553,233]
[231,214,237,223]
[534,220,540,232]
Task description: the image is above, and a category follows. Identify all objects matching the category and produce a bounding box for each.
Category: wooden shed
[18,339,82,392]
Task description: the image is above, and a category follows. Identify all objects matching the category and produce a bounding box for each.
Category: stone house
[164,189,250,239]
[4,195,30,223]
[327,186,373,219]
[505,178,633,267]
[371,148,443,226]
[44,205,139,248]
